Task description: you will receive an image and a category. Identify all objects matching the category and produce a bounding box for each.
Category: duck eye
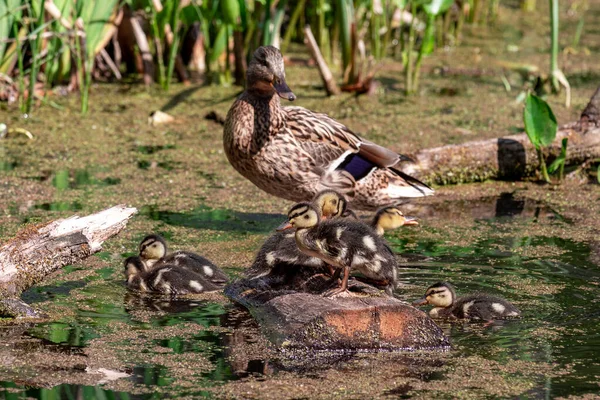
[304,215,309,219]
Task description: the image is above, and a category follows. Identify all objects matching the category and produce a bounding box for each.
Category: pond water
[1,193,599,398]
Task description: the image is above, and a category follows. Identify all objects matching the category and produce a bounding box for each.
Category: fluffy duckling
[124,256,223,295]
[139,234,228,287]
[370,206,418,236]
[246,190,350,280]
[413,281,521,320]
[278,202,398,296]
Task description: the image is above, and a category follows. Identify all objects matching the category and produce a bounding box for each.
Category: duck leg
[323,267,350,297]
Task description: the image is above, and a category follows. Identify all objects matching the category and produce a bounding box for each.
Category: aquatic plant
[523,93,558,183]
[547,137,567,181]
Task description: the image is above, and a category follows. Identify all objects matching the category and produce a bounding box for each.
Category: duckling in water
[124,256,223,295]
[413,281,521,320]
[370,206,418,236]
[278,202,398,296]
[139,234,228,287]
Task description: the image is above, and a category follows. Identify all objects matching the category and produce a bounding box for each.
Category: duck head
[247,46,296,101]
[413,281,456,308]
[372,206,418,236]
[124,256,145,283]
[312,190,348,220]
[277,202,320,231]
[139,234,167,265]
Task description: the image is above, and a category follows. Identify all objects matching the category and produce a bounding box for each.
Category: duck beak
[412,297,428,307]
[273,78,296,101]
[276,220,294,231]
[403,216,419,226]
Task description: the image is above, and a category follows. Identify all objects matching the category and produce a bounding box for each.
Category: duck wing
[284,106,433,200]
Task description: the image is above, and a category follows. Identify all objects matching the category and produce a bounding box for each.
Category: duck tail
[390,167,434,196]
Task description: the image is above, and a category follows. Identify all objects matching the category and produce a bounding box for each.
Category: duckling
[412,281,521,320]
[139,234,228,287]
[124,256,223,295]
[278,202,398,297]
[370,206,418,236]
[246,190,350,280]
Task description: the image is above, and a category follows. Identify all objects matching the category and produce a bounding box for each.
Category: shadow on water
[140,204,284,235]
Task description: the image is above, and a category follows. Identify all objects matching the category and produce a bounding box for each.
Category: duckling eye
[304,215,309,219]
[331,200,337,205]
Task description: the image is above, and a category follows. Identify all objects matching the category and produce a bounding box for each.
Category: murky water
[1,194,599,398]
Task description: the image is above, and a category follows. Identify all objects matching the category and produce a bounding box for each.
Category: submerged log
[401,123,600,185]
[0,205,137,318]
[225,276,449,352]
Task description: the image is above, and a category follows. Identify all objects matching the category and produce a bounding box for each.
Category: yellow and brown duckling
[124,256,224,295]
[370,206,418,236]
[138,234,228,287]
[413,282,521,320]
[278,202,398,297]
[246,190,350,280]
[223,45,433,211]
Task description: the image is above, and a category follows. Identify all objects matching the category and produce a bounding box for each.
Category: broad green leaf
[548,137,567,173]
[523,93,558,149]
[421,14,435,54]
[221,0,240,25]
[209,24,228,64]
[423,0,454,15]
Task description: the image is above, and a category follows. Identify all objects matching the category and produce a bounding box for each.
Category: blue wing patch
[337,154,376,181]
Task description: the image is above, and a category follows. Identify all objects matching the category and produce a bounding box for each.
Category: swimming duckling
[124,256,223,295]
[412,281,521,320]
[278,202,398,297]
[139,234,228,287]
[370,206,418,236]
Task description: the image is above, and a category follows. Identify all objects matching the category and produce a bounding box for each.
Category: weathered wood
[225,277,449,351]
[0,205,137,318]
[304,25,341,96]
[400,123,600,185]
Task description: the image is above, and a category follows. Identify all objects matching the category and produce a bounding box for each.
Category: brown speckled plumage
[224,46,433,210]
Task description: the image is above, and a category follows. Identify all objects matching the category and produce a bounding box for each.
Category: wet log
[0,205,137,318]
[401,123,600,185]
[225,277,449,352]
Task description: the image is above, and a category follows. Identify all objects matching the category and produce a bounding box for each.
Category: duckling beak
[412,297,429,307]
[403,216,419,226]
[273,78,296,101]
[276,220,294,231]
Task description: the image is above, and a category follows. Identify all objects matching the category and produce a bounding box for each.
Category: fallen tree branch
[304,25,341,96]
[401,123,600,185]
[0,205,137,318]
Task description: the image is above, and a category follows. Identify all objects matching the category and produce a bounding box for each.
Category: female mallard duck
[412,282,521,320]
[223,45,433,211]
[247,190,350,280]
[138,234,228,287]
[278,202,398,296]
[124,256,223,294]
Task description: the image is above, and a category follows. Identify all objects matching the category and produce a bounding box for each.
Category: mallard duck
[138,234,228,287]
[223,45,433,211]
[124,256,223,294]
[278,202,398,296]
[246,190,350,280]
[412,281,521,320]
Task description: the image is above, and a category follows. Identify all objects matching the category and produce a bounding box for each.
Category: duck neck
[294,227,318,253]
[373,223,385,237]
[245,91,285,136]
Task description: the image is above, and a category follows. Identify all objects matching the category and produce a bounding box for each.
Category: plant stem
[550,0,559,92]
[405,1,416,95]
[12,23,26,113]
[537,147,551,183]
[281,0,307,53]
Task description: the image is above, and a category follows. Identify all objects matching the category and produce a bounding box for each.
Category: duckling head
[412,281,456,308]
[124,256,145,283]
[247,46,296,101]
[277,202,320,231]
[372,206,419,236]
[139,234,167,262]
[312,190,348,220]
